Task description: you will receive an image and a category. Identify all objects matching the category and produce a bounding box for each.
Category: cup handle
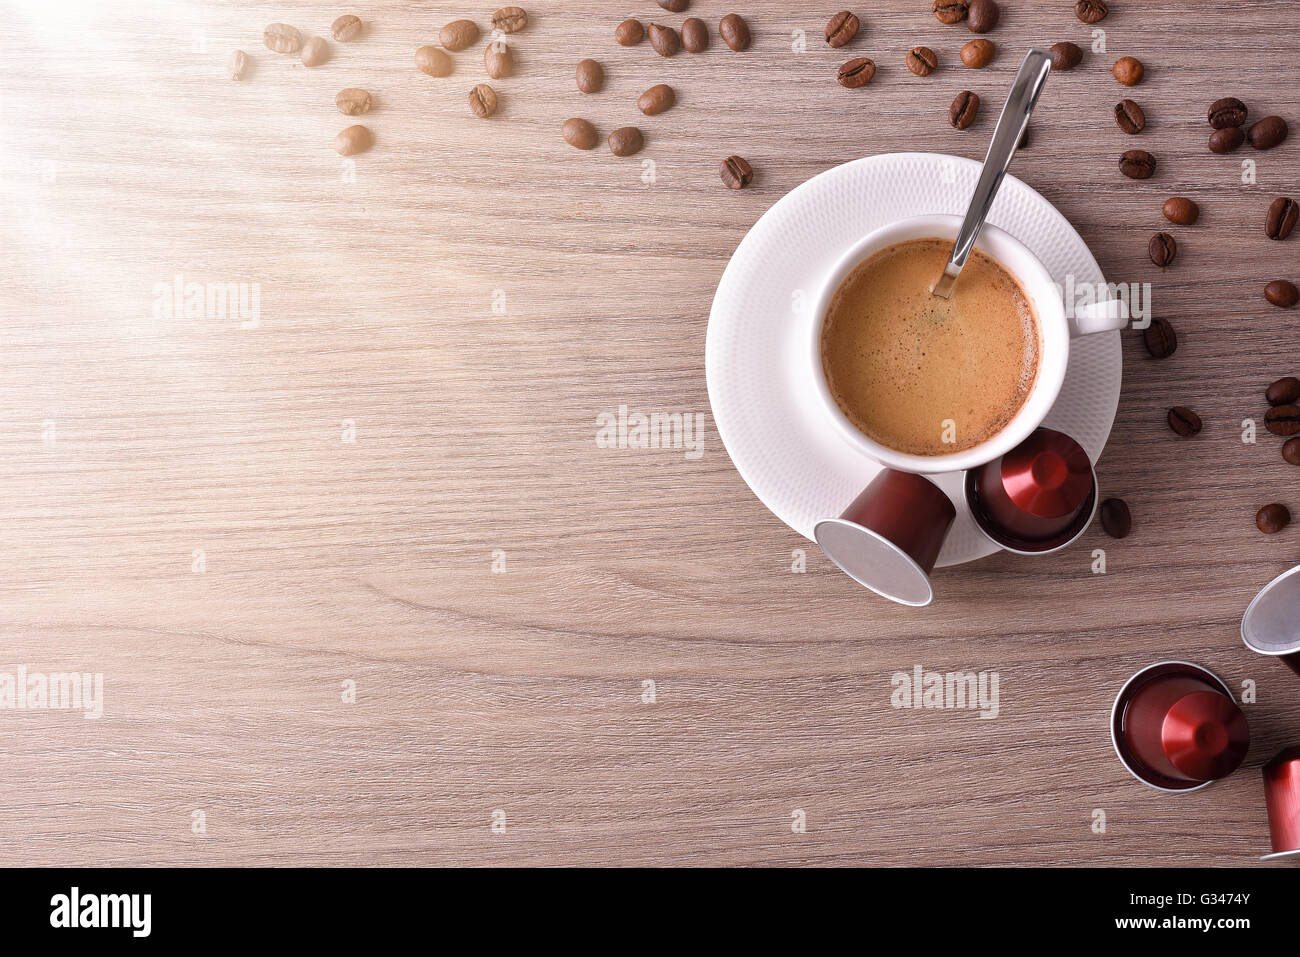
[1069,298,1129,337]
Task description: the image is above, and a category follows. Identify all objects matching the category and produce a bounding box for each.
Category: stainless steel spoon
[931,48,1053,299]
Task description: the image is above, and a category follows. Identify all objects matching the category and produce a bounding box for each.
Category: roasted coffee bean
[837,57,876,88]
[575,59,603,93]
[1266,198,1298,240]
[334,125,372,156]
[825,11,860,47]
[1167,406,1202,437]
[1075,0,1108,24]
[637,84,675,116]
[1266,377,1300,406]
[949,91,979,129]
[1142,317,1177,358]
[648,24,680,57]
[960,38,994,68]
[439,19,479,52]
[1119,149,1156,179]
[1113,56,1143,86]
[332,15,363,42]
[615,18,644,45]
[469,84,498,118]
[335,88,373,116]
[227,50,249,80]
[1265,280,1300,308]
[608,126,644,157]
[415,45,453,77]
[1148,233,1176,268]
[492,7,528,34]
[300,37,330,67]
[682,17,709,52]
[1114,99,1145,134]
[1207,97,1247,129]
[719,14,751,50]
[1265,404,1300,435]
[1257,503,1290,534]
[484,42,514,79]
[1209,126,1245,153]
[1099,497,1131,538]
[1049,41,1082,70]
[1284,437,1300,465]
[562,118,598,150]
[263,23,302,54]
[720,155,753,190]
[1249,116,1289,150]
[657,0,689,10]
[933,0,969,24]
[966,0,999,32]
[907,46,938,75]
[1162,197,1199,225]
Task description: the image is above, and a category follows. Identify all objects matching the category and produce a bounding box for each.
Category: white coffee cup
[809,213,1128,474]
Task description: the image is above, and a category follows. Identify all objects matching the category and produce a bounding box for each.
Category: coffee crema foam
[822,238,1040,456]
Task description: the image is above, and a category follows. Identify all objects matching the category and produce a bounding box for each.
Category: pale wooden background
[0,0,1297,866]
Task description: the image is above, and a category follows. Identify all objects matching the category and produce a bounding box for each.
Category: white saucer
[705,152,1122,567]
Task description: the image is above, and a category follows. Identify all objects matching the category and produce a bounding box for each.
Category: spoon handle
[932,48,1053,299]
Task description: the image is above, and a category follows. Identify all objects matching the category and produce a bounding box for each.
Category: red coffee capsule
[1261,746,1300,860]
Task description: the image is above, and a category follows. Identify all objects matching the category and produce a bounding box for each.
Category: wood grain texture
[1,0,1298,866]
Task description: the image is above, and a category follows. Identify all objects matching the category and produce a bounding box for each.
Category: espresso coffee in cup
[821,238,1040,456]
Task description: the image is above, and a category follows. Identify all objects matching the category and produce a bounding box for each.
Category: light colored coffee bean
[227,50,249,80]
[608,126,644,157]
[263,23,302,54]
[440,19,479,52]
[491,6,528,34]
[331,15,362,42]
[334,125,373,156]
[576,59,603,93]
[469,84,498,118]
[335,88,373,116]
[415,45,453,77]
[637,84,675,115]
[301,37,330,67]
[484,41,514,79]
[562,118,598,150]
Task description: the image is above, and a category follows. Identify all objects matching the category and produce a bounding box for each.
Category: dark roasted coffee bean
[960,38,994,68]
[575,59,604,93]
[1284,437,1300,465]
[1113,56,1143,86]
[637,84,675,116]
[1099,497,1131,538]
[615,18,644,45]
[1075,0,1108,23]
[1209,126,1245,153]
[562,118,598,150]
[657,0,689,11]
[948,90,979,129]
[1119,149,1156,179]
[681,17,709,52]
[837,57,876,88]
[1257,503,1290,534]
[608,127,644,157]
[1208,97,1247,129]
[720,155,753,190]
[1167,406,1202,437]
[648,24,680,56]
[1148,233,1176,268]
[825,11,859,47]
[1142,317,1177,358]
[1265,404,1300,435]
[1162,197,1199,225]
[1266,198,1298,240]
[967,0,999,32]
[718,14,750,51]
[1114,99,1145,134]
[1049,41,1082,70]
[933,0,969,24]
[1249,116,1288,149]
[1267,377,1300,406]
[468,84,498,118]
[907,46,938,75]
[1265,280,1300,308]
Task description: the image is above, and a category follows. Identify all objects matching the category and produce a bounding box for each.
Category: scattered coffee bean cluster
[563,7,755,190]
[414,8,530,122]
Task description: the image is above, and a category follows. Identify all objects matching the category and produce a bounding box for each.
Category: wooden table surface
[2,0,1298,867]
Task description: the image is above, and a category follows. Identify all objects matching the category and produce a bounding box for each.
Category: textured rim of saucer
[1110,660,1235,793]
[813,518,934,607]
